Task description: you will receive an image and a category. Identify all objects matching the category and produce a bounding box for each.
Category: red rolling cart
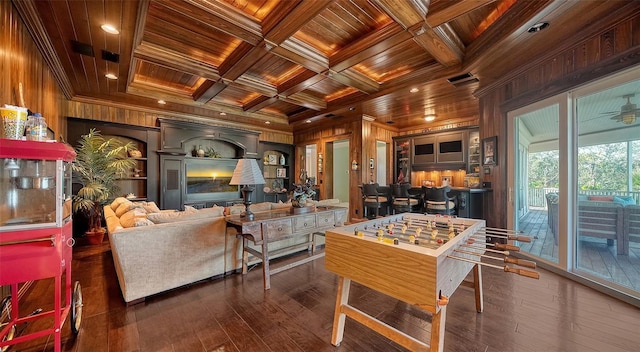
[0,139,82,351]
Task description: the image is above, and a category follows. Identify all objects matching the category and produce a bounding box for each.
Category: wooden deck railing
[528,188,640,209]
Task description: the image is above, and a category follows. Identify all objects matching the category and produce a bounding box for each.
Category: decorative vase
[197,145,205,157]
[280,154,285,165]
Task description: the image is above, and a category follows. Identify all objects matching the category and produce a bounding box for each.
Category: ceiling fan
[606,94,639,124]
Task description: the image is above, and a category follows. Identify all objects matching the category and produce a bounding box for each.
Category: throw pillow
[250,202,272,213]
[613,195,636,205]
[110,197,128,211]
[115,200,136,217]
[120,208,149,228]
[271,201,292,210]
[133,201,161,214]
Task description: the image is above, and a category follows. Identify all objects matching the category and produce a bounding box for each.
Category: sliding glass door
[509,66,640,300]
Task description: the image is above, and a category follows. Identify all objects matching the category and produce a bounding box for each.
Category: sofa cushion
[588,195,613,202]
[613,195,636,205]
[250,203,272,213]
[226,204,247,215]
[133,201,161,214]
[147,206,224,223]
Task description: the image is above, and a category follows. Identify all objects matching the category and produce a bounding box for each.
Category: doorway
[333,140,349,203]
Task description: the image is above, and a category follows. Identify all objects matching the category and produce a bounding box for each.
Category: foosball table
[325,213,538,352]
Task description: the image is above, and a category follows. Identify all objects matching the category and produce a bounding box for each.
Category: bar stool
[391,183,420,214]
[423,186,457,215]
[361,183,388,219]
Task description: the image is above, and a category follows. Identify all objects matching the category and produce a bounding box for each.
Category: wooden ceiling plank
[411,23,464,67]
[278,70,327,97]
[134,42,221,80]
[271,38,329,73]
[427,0,497,27]
[114,0,138,94]
[243,95,279,112]
[330,22,411,72]
[464,0,557,70]
[264,0,332,45]
[164,0,263,46]
[372,0,427,30]
[193,79,228,103]
[220,41,270,81]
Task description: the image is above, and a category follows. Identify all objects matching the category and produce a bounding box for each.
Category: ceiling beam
[278,70,327,97]
[263,0,332,45]
[270,38,329,73]
[280,92,327,111]
[328,69,380,95]
[193,79,227,103]
[372,0,428,30]
[411,23,464,67]
[426,0,497,27]
[243,95,279,112]
[219,41,270,81]
[173,0,263,45]
[329,22,411,72]
[133,42,221,80]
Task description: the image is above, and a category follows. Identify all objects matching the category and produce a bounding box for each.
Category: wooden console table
[226,206,347,290]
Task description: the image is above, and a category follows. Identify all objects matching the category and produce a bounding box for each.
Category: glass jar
[25,113,48,141]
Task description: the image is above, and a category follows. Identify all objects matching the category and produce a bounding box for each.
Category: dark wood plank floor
[6,240,640,352]
[518,208,640,292]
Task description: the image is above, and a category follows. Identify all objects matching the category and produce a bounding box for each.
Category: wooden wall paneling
[478,12,640,229]
[2,1,63,140]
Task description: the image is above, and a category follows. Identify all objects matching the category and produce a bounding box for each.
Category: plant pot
[85,228,106,245]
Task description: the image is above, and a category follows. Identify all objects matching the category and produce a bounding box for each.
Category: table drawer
[263,218,293,240]
[293,214,317,232]
[317,212,335,228]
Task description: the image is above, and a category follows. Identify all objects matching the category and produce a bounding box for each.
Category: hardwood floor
[518,208,640,292]
[6,240,640,352]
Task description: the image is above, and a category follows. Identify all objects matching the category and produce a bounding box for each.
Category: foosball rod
[355,228,441,249]
[453,249,537,269]
[447,255,540,279]
[466,238,520,251]
[459,243,512,255]
[474,228,532,242]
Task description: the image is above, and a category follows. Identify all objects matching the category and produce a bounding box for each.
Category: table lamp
[229,158,265,220]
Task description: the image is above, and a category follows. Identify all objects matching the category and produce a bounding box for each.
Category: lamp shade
[229,158,266,185]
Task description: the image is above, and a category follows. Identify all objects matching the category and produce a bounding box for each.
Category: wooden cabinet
[394,138,411,183]
[258,142,293,203]
[66,118,160,204]
[467,130,481,175]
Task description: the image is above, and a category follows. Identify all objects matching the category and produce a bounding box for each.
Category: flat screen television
[185,158,240,202]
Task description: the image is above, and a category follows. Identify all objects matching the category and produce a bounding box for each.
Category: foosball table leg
[331,276,351,346]
[430,305,446,352]
[473,264,484,313]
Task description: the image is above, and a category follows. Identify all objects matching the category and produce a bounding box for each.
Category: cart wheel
[1,296,16,352]
[70,282,83,334]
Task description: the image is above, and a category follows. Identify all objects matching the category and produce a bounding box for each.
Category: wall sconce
[318,153,323,173]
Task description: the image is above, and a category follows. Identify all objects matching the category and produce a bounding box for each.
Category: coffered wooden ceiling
[14,0,640,132]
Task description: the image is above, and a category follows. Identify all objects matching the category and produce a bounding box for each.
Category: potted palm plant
[72,129,137,244]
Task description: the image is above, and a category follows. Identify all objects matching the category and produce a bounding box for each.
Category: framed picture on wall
[482,136,497,165]
[276,168,286,178]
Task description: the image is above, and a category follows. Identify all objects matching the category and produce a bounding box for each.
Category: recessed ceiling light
[105,73,117,80]
[265,121,271,124]
[410,88,419,93]
[305,119,311,123]
[424,114,436,122]
[527,22,549,33]
[220,112,226,116]
[101,24,119,34]
[157,100,166,105]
